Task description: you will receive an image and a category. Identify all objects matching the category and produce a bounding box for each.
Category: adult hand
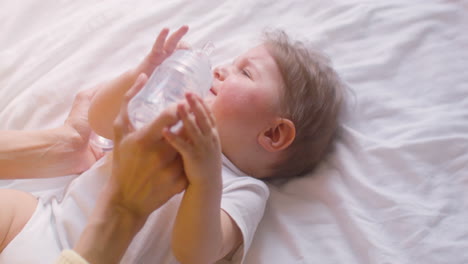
[137,25,190,77]
[63,87,105,173]
[109,73,188,219]
[73,74,187,264]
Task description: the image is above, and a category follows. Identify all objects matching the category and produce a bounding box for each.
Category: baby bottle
[128,43,214,130]
[90,43,214,151]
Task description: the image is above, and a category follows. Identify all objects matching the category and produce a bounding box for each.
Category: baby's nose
[213,66,227,81]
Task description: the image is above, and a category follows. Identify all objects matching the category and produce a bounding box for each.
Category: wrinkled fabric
[0,1,467,263]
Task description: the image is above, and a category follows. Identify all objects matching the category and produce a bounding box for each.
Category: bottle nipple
[201,41,215,56]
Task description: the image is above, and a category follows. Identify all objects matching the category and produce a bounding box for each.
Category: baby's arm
[163,94,243,263]
[89,26,189,139]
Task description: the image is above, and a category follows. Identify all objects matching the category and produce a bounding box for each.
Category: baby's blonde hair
[264,30,344,178]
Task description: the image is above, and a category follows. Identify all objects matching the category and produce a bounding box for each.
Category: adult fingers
[162,122,191,156]
[140,103,180,142]
[113,73,148,143]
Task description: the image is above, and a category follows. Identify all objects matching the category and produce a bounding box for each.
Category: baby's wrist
[188,175,222,193]
[134,60,153,78]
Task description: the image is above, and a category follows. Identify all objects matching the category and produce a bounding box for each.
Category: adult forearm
[0,127,86,179]
[172,181,223,264]
[74,188,146,264]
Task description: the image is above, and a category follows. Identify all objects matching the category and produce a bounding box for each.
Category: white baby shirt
[0,153,270,264]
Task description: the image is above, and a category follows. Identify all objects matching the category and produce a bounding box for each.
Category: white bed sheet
[1,0,467,263]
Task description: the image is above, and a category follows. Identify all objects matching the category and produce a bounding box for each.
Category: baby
[0,26,343,263]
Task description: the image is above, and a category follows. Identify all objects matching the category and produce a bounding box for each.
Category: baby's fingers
[177,103,203,142]
[164,25,189,54]
[152,28,170,56]
[176,41,191,50]
[185,93,212,134]
[197,96,216,126]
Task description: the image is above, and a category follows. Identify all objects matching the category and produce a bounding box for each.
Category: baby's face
[205,44,284,161]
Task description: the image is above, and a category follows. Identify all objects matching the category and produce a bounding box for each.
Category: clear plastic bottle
[90,43,214,151]
[128,43,214,130]
[89,131,114,152]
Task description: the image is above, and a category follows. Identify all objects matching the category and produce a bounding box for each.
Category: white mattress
[1,0,467,263]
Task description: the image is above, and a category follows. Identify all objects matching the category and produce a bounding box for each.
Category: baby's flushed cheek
[214,92,263,120]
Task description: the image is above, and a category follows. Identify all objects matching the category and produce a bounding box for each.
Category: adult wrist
[55,125,93,174]
[135,59,157,78]
[74,188,147,264]
[97,185,149,229]
[56,125,85,152]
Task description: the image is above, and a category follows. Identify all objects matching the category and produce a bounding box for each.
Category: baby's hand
[137,25,190,77]
[163,93,222,187]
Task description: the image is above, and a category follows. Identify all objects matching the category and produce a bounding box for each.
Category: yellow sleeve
[55,250,90,264]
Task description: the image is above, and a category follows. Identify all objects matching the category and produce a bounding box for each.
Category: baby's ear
[258,118,295,152]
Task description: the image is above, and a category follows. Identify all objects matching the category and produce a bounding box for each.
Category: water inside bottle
[91,42,215,152]
[130,98,165,130]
